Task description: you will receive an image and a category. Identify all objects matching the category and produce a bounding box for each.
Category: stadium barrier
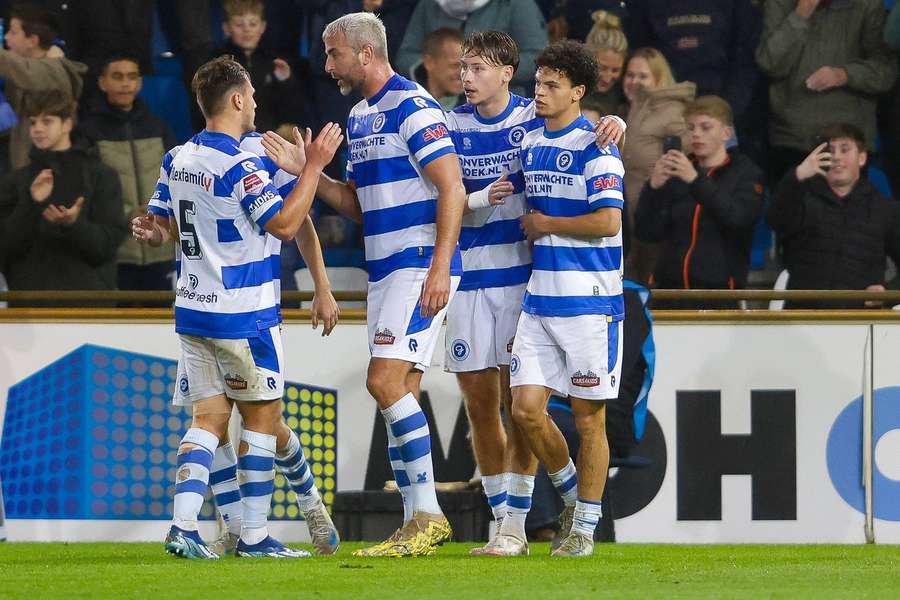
[1,300,899,544]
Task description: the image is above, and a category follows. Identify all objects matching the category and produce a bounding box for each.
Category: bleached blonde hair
[323,12,389,60]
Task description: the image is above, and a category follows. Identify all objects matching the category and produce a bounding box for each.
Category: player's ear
[572,84,585,103]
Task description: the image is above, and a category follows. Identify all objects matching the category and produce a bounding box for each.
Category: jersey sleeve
[225,154,284,227]
[398,96,456,169]
[240,134,298,198]
[147,147,178,217]
[583,144,625,211]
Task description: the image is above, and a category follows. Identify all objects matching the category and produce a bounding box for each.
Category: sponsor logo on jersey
[423,124,449,142]
[247,189,277,214]
[224,373,248,390]
[571,370,601,387]
[243,173,264,195]
[593,174,622,191]
[170,167,212,191]
[373,328,396,345]
[176,286,218,304]
[242,160,257,173]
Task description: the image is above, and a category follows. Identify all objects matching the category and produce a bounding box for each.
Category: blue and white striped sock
[548,459,578,507]
[172,427,218,531]
[386,423,413,523]
[381,393,441,515]
[481,472,509,521]
[500,473,534,537]
[571,498,602,538]
[275,429,322,513]
[210,442,242,535]
[238,429,276,545]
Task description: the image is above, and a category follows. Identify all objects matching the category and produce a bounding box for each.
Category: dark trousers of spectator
[117,262,172,307]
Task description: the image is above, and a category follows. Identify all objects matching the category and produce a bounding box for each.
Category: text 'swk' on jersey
[345,74,463,281]
[147,130,298,339]
[518,115,626,319]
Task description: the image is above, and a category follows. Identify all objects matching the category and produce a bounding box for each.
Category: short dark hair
[100,53,142,75]
[536,40,599,92]
[423,27,464,57]
[191,55,250,119]
[10,3,59,49]
[819,122,867,152]
[22,89,76,120]
[462,30,520,73]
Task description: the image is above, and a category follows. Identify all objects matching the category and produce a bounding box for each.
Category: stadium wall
[0,320,898,543]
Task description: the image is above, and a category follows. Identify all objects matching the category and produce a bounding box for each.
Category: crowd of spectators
[0,0,899,310]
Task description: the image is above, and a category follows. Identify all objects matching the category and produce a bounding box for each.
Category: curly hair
[536,40,599,92]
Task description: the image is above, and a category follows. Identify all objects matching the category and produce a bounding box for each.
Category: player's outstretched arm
[264,123,344,241]
[316,174,363,224]
[464,170,514,214]
[294,215,339,336]
[420,152,466,317]
[520,207,622,243]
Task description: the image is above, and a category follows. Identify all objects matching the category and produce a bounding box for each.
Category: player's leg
[274,419,340,554]
[165,335,232,559]
[551,316,623,557]
[206,415,243,556]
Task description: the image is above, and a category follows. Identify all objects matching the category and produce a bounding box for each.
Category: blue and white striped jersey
[518,115,625,319]
[345,74,462,282]
[446,94,542,291]
[146,129,294,339]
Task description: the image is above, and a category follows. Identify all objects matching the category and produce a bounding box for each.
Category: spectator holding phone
[756,0,896,186]
[621,47,696,284]
[635,96,765,308]
[767,122,900,308]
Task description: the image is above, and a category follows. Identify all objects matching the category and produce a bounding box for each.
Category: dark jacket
[635,150,765,290]
[212,41,313,134]
[767,171,900,307]
[0,144,127,296]
[626,0,761,121]
[78,97,175,266]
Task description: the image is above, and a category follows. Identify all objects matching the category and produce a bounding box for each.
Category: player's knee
[366,371,399,403]
[573,410,606,439]
[511,401,543,431]
[465,392,500,422]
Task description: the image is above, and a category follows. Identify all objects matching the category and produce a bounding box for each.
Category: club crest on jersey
[423,124,449,142]
[556,150,573,171]
[373,328,396,345]
[525,150,534,165]
[224,373,248,390]
[451,339,469,361]
[463,137,472,150]
[571,370,600,387]
[243,173,264,195]
[510,354,521,374]
[593,174,622,191]
[179,377,189,394]
[508,126,526,146]
[372,113,386,133]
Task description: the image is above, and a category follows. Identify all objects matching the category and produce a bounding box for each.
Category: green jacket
[0,49,87,170]
[756,0,896,151]
[395,0,548,97]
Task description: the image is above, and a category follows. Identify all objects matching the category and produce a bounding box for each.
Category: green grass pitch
[0,542,898,599]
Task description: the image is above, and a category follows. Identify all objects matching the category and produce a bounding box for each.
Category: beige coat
[621,82,697,225]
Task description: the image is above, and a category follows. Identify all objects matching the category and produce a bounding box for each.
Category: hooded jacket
[0,143,127,296]
[78,97,175,266]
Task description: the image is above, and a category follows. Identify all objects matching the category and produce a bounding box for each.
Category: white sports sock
[481,472,509,521]
[499,473,534,538]
[385,421,413,523]
[381,393,441,515]
[571,498,602,538]
[275,429,323,513]
[210,442,242,536]
[238,429,276,545]
[548,459,578,507]
[172,428,218,531]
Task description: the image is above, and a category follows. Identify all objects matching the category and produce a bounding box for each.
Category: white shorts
[173,324,285,406]
[509,312,623,401]
[445,284,526,372]
[367,268,460,366]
